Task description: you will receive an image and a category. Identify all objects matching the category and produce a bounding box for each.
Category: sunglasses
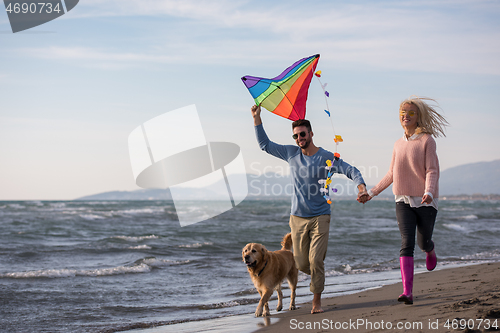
[292,131,307,140]
[399,110,415,117]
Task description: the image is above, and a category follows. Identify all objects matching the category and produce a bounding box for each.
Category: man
[251,104,369,313]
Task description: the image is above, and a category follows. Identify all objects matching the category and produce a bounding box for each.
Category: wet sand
[255,262,500,333]
[128,262,500,333]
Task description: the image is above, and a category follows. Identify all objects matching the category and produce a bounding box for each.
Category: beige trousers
[289,214,330,294]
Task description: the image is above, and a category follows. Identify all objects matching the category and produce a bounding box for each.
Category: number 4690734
[5,2,62,14]
[444,318,498,330]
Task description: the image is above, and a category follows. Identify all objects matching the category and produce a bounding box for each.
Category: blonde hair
[400,96,449,137]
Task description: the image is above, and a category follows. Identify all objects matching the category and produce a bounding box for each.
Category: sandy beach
[129,262,499,333]
[255,262,500,333]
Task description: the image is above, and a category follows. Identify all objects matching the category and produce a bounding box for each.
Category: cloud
[73,0,243,19]
[21,46,183,67]
[17,0,500,75]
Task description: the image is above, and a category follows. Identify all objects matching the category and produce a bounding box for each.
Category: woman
[361,96,448,305]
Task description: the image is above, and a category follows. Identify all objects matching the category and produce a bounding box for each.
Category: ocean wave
[117,208,165,215]
[80,214,105,220]
[458,214,478,220]
[178,242,214,248]
[138,257,190,267]
[81,201,120,205]
[198,299,256,310]
[49,202,67,209]
[325,270,345,277]
[8,203,25,209]
[324,263,399,276]
[229,288,258,297]
[461,250,500,260]
[111,235,160,242]
[199,301,240,310]
[129,245,152,250]
[443,223,468,231]
[0,263,152,279]
[0,257,192,279]
[442,207,467,212]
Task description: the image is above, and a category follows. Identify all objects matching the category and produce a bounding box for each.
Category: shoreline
[127,262,500,333]
[255,262,500,333]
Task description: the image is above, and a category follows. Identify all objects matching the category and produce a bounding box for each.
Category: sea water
[0,199,499,332]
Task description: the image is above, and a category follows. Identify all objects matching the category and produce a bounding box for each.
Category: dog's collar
[257,260,268,277]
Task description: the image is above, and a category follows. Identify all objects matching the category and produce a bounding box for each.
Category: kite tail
[315,75,339,152]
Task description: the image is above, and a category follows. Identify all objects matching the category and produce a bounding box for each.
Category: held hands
[356,193,432,204]
[357,192,371,204]
[356,184,371,204]
[357,193,432,204]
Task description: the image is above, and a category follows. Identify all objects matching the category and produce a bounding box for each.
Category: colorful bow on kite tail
[314,70,343,205]
[241,54,320,121]
[314,70,343,152]
[318,157,340,204]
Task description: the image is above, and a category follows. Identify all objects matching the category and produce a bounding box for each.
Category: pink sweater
[371,134,439,198]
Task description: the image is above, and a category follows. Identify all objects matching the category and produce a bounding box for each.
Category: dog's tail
[281,233,293,251]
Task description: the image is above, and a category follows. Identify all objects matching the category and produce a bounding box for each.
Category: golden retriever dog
[242,233,298,317]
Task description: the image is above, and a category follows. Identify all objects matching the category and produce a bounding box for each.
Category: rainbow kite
[241,54,320,121]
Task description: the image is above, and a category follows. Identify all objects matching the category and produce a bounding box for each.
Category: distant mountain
[440,159,500,195]
[75,160,500,200]
[77,189,172,201]
[76,174,292,201]
[76,172,378,201]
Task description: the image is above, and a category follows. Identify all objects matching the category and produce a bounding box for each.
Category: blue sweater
[256,124,365,217]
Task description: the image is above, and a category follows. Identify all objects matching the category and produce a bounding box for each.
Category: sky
[0,0,499,200]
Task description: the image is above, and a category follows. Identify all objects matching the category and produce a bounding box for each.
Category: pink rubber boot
[398,256,413,304]
[426,248,437,271]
